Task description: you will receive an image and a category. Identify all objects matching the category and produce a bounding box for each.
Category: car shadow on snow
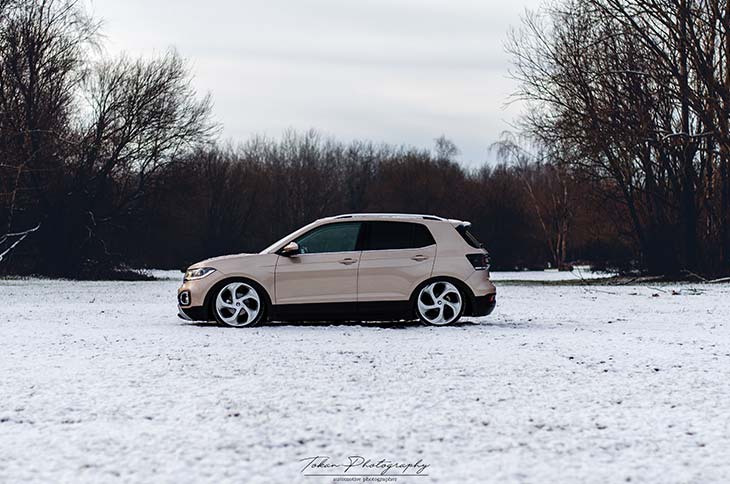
[181,319,484,329]
[474,320,531,329]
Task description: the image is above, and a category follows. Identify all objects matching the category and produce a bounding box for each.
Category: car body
[177,213,496,326]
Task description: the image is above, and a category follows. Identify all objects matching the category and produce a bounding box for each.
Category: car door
[357,221,436,303]
[275,221,363,306]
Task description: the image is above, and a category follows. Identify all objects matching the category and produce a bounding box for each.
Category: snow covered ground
[1,274,729,483]
[490,265,616,282]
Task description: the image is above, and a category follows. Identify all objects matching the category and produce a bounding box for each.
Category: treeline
[123,133,628,272]
[510,0,730,276]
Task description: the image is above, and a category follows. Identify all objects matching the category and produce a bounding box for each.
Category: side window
[294,222,362,254]
[413,224,436,247]
[365,222,435,250]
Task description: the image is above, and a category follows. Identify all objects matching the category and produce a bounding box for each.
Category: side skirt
[270,301,413,322]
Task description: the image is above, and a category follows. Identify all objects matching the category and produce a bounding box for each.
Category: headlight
[184,267,216,281]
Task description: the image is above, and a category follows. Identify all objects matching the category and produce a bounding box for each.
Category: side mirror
[280,241,300,257]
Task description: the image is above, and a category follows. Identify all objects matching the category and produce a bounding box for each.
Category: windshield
[259,220,320,254]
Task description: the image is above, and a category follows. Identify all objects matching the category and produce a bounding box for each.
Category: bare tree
[32,50,216,275]
[509,0,730,276]
[434,135,460,162]
[0,0,97,263]
[493,133,575,269]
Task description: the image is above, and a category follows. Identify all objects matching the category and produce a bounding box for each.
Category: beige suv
[178,214,496,327]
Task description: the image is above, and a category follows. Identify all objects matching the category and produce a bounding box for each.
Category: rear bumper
[178,305,210,322]
[471,294,496,316]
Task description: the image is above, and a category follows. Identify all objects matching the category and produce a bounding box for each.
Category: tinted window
[365,222,435,250]
[413,224,436,247]
[455,224,482,248]
[295,222,361,254]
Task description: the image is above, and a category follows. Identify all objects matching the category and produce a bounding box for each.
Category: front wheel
[415,281,464,326]
[212,281,265,327]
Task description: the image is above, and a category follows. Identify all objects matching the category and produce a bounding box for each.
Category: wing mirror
[280,241,300,257]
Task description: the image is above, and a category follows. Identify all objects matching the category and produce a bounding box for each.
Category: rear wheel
[212,281,264,327]
[415,281,464,326]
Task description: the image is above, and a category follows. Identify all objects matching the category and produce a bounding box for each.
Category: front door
[275,222,363,307]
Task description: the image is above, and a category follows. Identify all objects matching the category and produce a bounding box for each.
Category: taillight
[466,253,490,271]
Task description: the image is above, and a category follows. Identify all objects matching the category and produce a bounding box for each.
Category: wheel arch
[408,275,476,317]
[204,276,274,321]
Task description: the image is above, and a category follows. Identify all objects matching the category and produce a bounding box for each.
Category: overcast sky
[88,0,541,165]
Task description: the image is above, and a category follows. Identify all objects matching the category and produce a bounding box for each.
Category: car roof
[321,213,468,226]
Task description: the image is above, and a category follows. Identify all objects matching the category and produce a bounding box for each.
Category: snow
[1,276,729,483]
[490,265,616,282]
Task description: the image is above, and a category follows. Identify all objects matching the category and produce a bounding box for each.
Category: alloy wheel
[214,282,262,327]
[417,281,463,325]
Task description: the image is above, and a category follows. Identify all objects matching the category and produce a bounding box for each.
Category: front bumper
[471,293,496,316]
[178,305,210,321]
[178,277,218,322]
[178,271,226,308]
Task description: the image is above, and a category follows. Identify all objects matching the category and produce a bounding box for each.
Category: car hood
[189,253,256,270]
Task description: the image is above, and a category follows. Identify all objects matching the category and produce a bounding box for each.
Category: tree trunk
[721,0,730,270]
[678,0,699,271]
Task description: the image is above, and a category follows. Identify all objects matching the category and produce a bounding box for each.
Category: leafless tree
[509,0,730,276]
[493,133,575,269]
[0,0,214,276]
[34,50,216,275]
[0,0,97,248]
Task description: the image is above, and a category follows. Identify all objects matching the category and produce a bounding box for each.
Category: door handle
[411,255,428,261]
[339,258,358,265]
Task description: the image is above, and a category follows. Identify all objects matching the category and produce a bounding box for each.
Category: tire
[415,280,464,326]
[211,281,265,327]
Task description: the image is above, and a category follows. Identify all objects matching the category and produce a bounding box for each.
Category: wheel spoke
[425,284,437,301]
[441,289,459,301]
[227,283,241,302]
[216,298,236,311]
[433,305,445,323]
[418,302,436,318]
[418,301,439,311]
[442,299,460,312]
[219,296,236,307]
[219,308,238,324]
[420,285,438,308]
[241,292,260,306]
[241,303,259,321]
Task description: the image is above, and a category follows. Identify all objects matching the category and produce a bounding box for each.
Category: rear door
[357,221,436,303]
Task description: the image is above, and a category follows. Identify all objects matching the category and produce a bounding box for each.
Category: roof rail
[332,213,446,221]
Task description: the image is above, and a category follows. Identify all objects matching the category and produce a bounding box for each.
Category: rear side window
[455,224,483,248]
[365,221,435,250]
[412,224,436,248]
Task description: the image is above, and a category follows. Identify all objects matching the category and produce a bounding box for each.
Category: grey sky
[88,0,541,165]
